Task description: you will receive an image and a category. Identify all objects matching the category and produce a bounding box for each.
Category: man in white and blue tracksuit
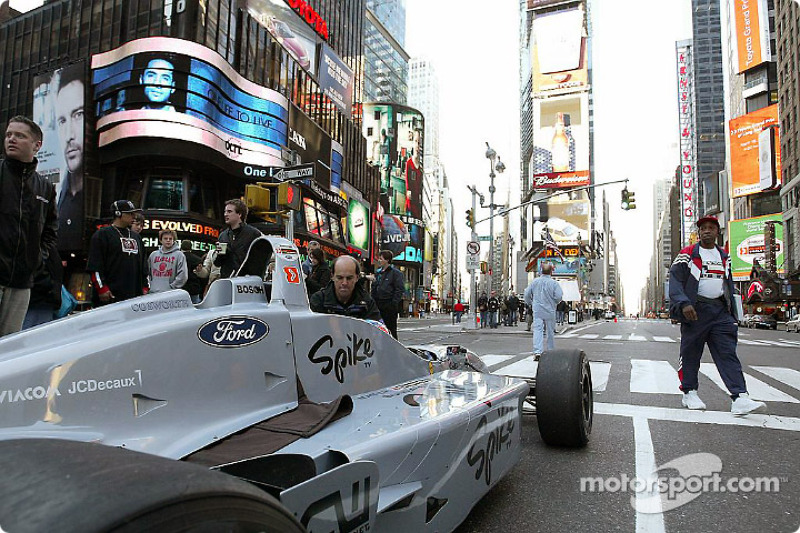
[669,215,766,416]
[524,262,563,359]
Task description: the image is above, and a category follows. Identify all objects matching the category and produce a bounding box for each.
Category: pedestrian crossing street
[558,331,800,349]
[481,354,800,404]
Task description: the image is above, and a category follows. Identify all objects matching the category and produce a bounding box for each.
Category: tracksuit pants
[678,301,746,395]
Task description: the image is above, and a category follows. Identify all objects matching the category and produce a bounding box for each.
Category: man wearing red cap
[669,215,766,415]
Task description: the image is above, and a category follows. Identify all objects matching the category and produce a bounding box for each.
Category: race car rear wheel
[535,349,593,447]
[0,439,306,533]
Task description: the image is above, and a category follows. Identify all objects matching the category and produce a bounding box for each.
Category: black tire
[535,349,593,447]
[0,439,306,533]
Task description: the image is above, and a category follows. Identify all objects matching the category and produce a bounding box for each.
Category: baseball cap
[111,200,142,214]
[696,215,720,228]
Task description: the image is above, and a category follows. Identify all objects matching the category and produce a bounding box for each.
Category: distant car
[785,315,800,333]
[739,314,753,327]
[749,314,778,330]
[658,311,669,319]
[604,310,615,320]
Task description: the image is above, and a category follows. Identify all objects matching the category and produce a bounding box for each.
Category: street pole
[488,169,495,295]
[470,187,479,330]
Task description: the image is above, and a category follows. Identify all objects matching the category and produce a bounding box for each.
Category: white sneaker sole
[732,403,766,416]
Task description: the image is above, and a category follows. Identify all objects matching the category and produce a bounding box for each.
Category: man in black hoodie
[0,116,58,336]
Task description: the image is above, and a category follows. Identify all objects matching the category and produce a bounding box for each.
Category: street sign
[467,241,480,254]
[478,235,492,242]
[273,163,315,182]
[466,253,480,271]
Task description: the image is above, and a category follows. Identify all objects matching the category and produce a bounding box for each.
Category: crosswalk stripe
[590,362,611,391]
[751,366,800,392]
[652,336,675,343]
[758,340,792,346]
[603,334,623,340]
[580,334,599,339]
[630,360,682,395]
[739,339,768,345]
[628,334,647,341]
[495,358,538,379]
[699,363,799,403]
[778,339,800,345]
[558,333,578,338]
[480,354,516,367]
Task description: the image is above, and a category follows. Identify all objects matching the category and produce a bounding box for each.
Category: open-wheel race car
[0,236,592,532]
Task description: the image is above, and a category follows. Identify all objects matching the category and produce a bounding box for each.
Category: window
[145,177,184,210]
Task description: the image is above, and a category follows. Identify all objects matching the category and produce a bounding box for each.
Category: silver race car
[0,236,592,532]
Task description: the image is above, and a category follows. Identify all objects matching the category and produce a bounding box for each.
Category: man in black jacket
[180,240,206,303]
[371,250,405,338]
[311,256,381,320]
[214,199,263,278]
[0,116,58,336]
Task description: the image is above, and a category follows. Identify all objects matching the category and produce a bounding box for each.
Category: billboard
[245,0,323,76]
[733,0,771,73]
[318,44,354,118]
[531,7,588,96]
[380,214,423,264]
[532,93,590,188]
[729,104,781,198]
[532,199,591,244]
[289,103,332,188]
[363,103,425,220]
[730,214,784,280]
[676,43,697,246]
[91,37,288,168]
[346,198,370,252]
[33,61,86,252]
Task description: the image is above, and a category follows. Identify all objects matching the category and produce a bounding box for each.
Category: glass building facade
[363,0,408,103]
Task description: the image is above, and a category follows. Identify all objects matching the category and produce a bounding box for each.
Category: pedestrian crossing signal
[278,182,302,210]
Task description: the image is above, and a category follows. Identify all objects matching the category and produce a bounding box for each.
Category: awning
[557,279,581,302]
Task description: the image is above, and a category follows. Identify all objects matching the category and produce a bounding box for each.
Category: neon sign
[285,0,329,40]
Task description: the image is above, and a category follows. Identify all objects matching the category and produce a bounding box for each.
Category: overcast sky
[406,0,693,311]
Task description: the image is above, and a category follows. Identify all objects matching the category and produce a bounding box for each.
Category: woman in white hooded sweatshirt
[148,229,188,293]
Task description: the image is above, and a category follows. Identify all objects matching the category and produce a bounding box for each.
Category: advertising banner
[676,43,697,246]
[246,0,322,76]
[733,0,771,73]
[346,198,370,252]
[289,103,332,188]
[532,93,590,188]
[531,7,588,95]
[729,104,781,198]
[380,214,423,264]
[363,103,425,220]
[318,44,353,118]
[532,199,591,244]
[33,61,86,252]
[729,214,784,280]
[91,37,288,168]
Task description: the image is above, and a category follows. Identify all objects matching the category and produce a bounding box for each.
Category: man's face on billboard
[56,80,84,173]
[141,59,175,104]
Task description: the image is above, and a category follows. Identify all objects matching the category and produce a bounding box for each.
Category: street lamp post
[485,142,505,294]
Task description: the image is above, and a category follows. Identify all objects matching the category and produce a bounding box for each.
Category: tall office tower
[776,0,800,275]
[407,58,440,170]
[691,0,726,217]
[653,177,672,237]
[364,0,409,103]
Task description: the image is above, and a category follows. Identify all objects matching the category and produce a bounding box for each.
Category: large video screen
[532,93,590,188]
[730,214,784,280]
[729,104,781,198]
[91,38,289,168]
[33,61,86,252]
[532,199,591,245]
[380,214,423,264]
[363,103,425,220]
[531,7,588,96]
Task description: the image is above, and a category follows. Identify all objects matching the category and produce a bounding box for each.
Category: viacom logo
[197,316,269,347]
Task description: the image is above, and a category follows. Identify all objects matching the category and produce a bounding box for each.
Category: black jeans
[378,301,399,339]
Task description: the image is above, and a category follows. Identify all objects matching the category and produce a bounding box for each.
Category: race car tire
[535,349,593,447]
[0,438,306,533]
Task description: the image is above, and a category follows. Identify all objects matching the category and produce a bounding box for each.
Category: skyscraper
[364,0,409,103]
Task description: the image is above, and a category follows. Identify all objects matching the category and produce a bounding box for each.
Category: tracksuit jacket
[668,243,739,323]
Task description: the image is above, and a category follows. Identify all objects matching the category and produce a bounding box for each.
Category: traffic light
[278,181,302,210]
[621,188,636,210]
[480,261,488,274]
[466,209,475,229]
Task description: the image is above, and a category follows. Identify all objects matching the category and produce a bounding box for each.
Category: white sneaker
[681,390,706,410]
[731,393,766,416]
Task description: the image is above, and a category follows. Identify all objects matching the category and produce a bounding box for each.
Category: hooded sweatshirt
[148,243,188,293]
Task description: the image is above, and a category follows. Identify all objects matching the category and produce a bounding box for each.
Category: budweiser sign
[533,171,590,188]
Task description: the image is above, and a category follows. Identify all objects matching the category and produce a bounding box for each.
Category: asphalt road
[398,315,800,533]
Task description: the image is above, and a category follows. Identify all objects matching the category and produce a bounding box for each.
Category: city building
[1,0,375,300]
[363,0,408,104]
[777,0,800,280]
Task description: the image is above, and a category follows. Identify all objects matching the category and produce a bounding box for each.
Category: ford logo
[197,317,269,348]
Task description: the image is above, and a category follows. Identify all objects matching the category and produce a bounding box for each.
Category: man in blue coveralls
[669,215,766,416]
